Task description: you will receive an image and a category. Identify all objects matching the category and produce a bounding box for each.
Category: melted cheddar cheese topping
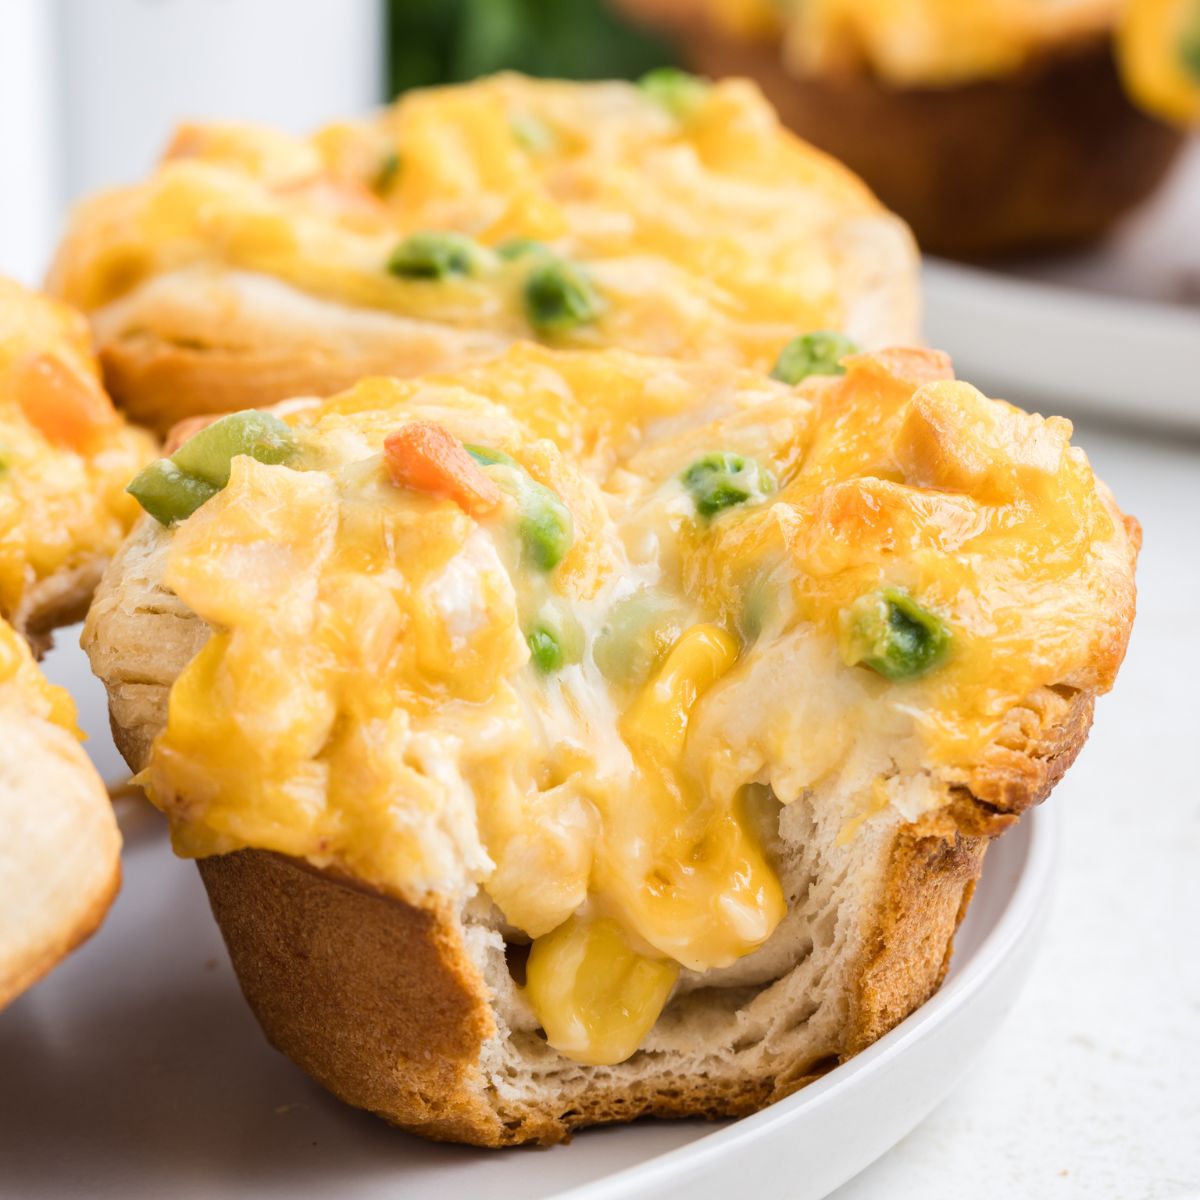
[1119,0,1200,122]
[141,345,1135,1065]
[0,277,156,623]
[0,617,80,736]
[50,74,915,367]
[709,0,1118,85]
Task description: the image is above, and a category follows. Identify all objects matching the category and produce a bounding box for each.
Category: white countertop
[830,417,1200,1200]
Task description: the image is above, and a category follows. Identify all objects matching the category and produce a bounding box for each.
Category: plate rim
[553,803,1060,1200]
[921,257,1200,428]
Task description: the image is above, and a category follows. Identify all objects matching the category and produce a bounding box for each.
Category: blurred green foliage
[386,0,676,96]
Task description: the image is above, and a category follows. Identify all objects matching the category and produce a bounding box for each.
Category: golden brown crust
[200,850,801,1145]
[846,685,1094,1051]
[100,324,503,437]
[631,23,1183,258]
[0,856,120,1010]
[846,829,988,1055]
[195,692,1093,1146]
[0,712,123,1009]
[89,269,515,434]
[198,852,510,1142]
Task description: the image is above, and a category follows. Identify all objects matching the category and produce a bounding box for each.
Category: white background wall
[0,0,386,287]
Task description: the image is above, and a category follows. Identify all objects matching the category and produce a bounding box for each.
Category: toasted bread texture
[83,344,1136,1145]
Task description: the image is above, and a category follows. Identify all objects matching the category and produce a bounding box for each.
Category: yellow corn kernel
[524,915,679,1066]
[602,622,786,971]
[621,623,739,765]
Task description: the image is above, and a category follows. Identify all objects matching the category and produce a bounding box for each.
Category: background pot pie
[615,0,1187,258]
[48,72,917,433]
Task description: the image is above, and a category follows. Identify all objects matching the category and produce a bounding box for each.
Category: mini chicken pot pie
[85,343,1136,1145]
[48,72,917,433]
[0,276,156,646]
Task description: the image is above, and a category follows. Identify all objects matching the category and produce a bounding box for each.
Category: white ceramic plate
[923,142,1200,429]
[0,633,1058,1200]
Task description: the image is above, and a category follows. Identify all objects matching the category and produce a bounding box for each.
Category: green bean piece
[465,444,520,468]
[523,258,603,335]
[171,411,297,489]
[387,231,489,279]
[637,67,710,119]
[841,588,951,681]
[126,459,220,526]
[771,331,860,385]
[681,452,772,519]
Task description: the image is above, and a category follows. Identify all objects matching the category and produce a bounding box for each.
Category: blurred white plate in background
[0,632,1058,1200]
[924,142,1200,428]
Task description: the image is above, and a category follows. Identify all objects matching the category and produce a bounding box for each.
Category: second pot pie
[85,342,1137,1144]
[0,277,148,1006]
[616,0,1186,258]
[0,276,155,647]
[48,72,917,433]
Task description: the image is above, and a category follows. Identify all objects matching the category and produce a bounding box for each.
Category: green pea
[510,114,555,153]
[841,588,950,681]
[771,331,860,385]
[467,445,574,571]
[681,452,772,519]
[593,589,685,686]
[518,481,574,571]
[637,67,710,119]
[171,410,297,489]
[126,459,219,527]
[523,258,603,335]
[496,237,550,262]
[465,444,520,468]
[1182,12,1200,79]
[527,627,563,673]
[373,149,401,195]
[526,601,585,674]
[387,231,489,279]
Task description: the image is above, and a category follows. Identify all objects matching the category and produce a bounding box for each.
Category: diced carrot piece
[384,422,502,517]
[7,353,118,451]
